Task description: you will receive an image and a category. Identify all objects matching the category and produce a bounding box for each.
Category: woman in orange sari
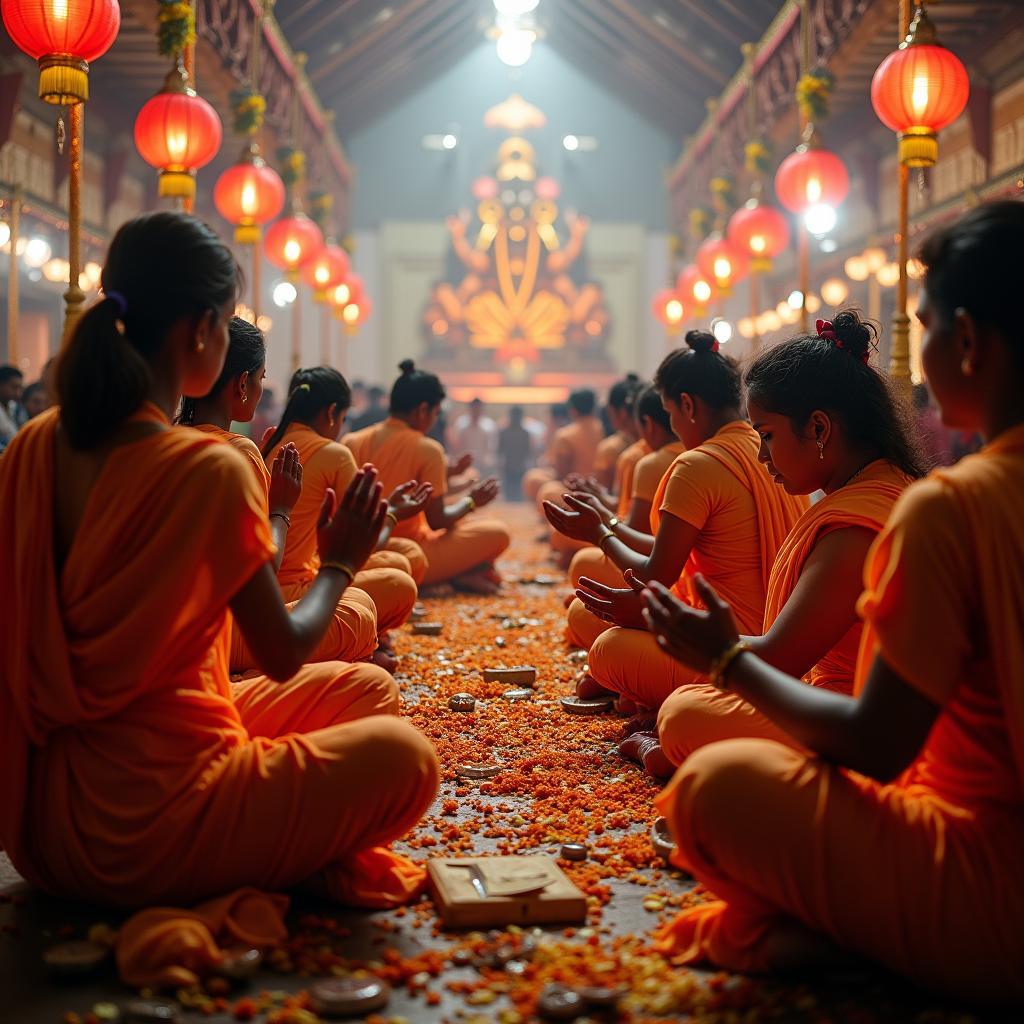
[0,212,438,910]
[645,202,1024,1001]
[345,361,510,595]
[546,331,805,697]
[262,367,433,669]
[630,311,921,777]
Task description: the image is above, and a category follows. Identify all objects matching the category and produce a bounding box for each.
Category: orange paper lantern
[214,146,286,244]
[651,288,684,330]
[264,210,323,279]
[1,0,120,103]
[341,296,372,335]
[870,5,969,167]
[302,244,351,300]
[675,264,716,314]
[135,65,222,200]
[696,234,748,296]
[775,143,849,214]
[727,200,791,272]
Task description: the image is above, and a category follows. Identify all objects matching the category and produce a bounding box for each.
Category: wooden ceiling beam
[284,0,363,49]
[670,0,756,48]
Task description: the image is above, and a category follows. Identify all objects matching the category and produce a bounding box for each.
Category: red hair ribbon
[816,318,838,344]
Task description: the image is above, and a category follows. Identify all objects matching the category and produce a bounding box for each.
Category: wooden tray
[427,855,587,929]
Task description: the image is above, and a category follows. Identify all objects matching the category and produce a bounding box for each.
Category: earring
[961,357,974,377]
[194,341,205,353]
[241,393,248,405]
[817,439,825,460]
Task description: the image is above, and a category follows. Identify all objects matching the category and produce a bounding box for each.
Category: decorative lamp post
[134,62,222,201]
[1,0,120,341]
[870,1,968,396]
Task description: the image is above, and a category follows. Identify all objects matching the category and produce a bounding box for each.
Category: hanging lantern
[727,199,791,272]
[264,207,323,280]
[775,136,849,214]
[675,264,716,316]
[341,296,373,336]
[344,272,364,308]
[870,4,969,168]
[328,281,352,312]
[651,288,685,331]
[2,0,120,104]
[302,243,350,301]
[214,144,285,244]
[696,234,748,296]
[135,63,222,200]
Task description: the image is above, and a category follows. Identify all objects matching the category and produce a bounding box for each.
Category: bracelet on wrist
[384,510,399,528]
[708,639,751,690]
[596,528,615,552]
[269,511,291,527]
[465,496,476,512]
[320,559,357,584]
[607,516,620,530]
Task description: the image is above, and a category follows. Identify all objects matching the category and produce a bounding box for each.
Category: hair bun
[625,372,639,383]
[398,358,416,376]
[684,329,718,354]
[831,309,876,361]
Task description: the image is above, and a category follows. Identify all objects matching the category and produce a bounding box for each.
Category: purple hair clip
[105,290,127,318]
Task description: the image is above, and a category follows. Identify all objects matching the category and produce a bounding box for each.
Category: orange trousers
[658,738,1024,1001]
[566,598,612,651]
[419,518,511,586]
[569,546,626,589]
[374,538,428,586]
[657,683,798,767]
[587,625,700,708]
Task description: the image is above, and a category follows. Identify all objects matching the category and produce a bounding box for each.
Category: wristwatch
[607,516,620,529]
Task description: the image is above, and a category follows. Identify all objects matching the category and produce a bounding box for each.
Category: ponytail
[261,365,351,457]
[56,212,240,450]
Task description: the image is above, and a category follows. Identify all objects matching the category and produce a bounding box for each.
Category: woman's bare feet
[368,646,399,673]
[618,731,675,779]
[575,672,615,700]
[621,712,659,738]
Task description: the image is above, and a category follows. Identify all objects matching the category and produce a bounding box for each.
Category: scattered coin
[410,603,428,619]
[412,622,443,636]
[309,977,391,1017]
[42,940,108,977]
[483,666,537,686]
[579,985,627,1008]
[124,1000,183,1023]
[537,983,585,1020]
[559,695,613,715]
[502,688,533,701]
[457,762,503,779]
[651,816,677,862]
[217,946,262,981]
[559,842,588,862]
[447,692,477,712]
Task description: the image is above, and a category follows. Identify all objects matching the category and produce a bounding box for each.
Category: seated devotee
[622,311,920,777]
[592,374,642,491]
[522,388,603,503]
[498,405,533,501]
[347,384,388,432]
[345,360,510,594]
[567,384,686,591]
[0,212,439,909]
[0,364,25,451]
[262,367,433,668]
[545,329,806,691]
[646,201,1024,1002]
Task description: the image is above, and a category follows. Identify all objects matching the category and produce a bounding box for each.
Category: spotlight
[272,281,297,307]
[496,28,535,67]
[711,318,733,344]
[441,133,457,150]
[42,257,69,283]
[804,203,836,236]
[787,290,804,310]
[876,261,900,288]
[23,237,52,268]
[820,278,849,306]
[562,134,580,152]
[0,223,9,248]
[494,0,539,14]
[844,256,869,282]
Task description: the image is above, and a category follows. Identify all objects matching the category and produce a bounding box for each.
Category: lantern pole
[890,0,913,398]
[797,0,812,334]
[252,245,262,321]
[319,301,329,365]
[63,104,86,344]
[7,187,20,365]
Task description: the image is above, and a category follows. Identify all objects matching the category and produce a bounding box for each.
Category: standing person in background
[349,385,388,432]
[0,365,25,451]
[450,397,498,477]
[20,382,52,420]
[498,406,533,501]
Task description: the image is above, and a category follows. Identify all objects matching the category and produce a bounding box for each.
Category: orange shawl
[764,460,911,691]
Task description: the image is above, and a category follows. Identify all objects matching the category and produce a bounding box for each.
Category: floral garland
[156,0,195,58]
[276,145,306,188]
[308,191,334,230]
[709,174,734,214]
[745,139,772,177]
[230,85,266,136]
[689,207,712,241]
[796,69,835,124]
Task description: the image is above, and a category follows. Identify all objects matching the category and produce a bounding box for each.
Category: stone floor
[1,505,1002,1022]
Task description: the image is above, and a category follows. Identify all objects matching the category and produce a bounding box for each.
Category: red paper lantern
[264,210,323,279]
[214,146,286,244]
[727,199,791,272]
[696,234,748,296]
[302,244,351,301]
[344,272,364,307]
[775,142,849,214]
[651,288,684,330]
[675,264,716,313]
[870,6,969,167]
[135,65,222,200]
[341,296,372,335]
[1,0,120,104]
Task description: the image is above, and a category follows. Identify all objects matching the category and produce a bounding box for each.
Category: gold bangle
[596,528,615,552]
[269,511,291,527]
[384,511,398,528]
[320,559,356,584]
[708,640,751,690]
[465,496,476,512]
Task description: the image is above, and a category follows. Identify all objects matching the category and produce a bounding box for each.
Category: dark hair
[550,402,569,420]
[261,365,351,456]
[179,316,266,425]
[389,359,445,414]
[635,384,672,434]
[367,385,385,401]
[745,309,926,479]
[608,373,640,411]
[0,364,23,384]
[568,388,596,416]
[918,200,1022,369]
[654,329,741,411]
[56,212,240,450]
[509,405,523,424]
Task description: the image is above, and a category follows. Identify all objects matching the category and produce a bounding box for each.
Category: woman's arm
[230,468,387,681]
[625,496,653,534]
[643,577,940,781]
[377,480,433,549]
[266,443,302,574]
